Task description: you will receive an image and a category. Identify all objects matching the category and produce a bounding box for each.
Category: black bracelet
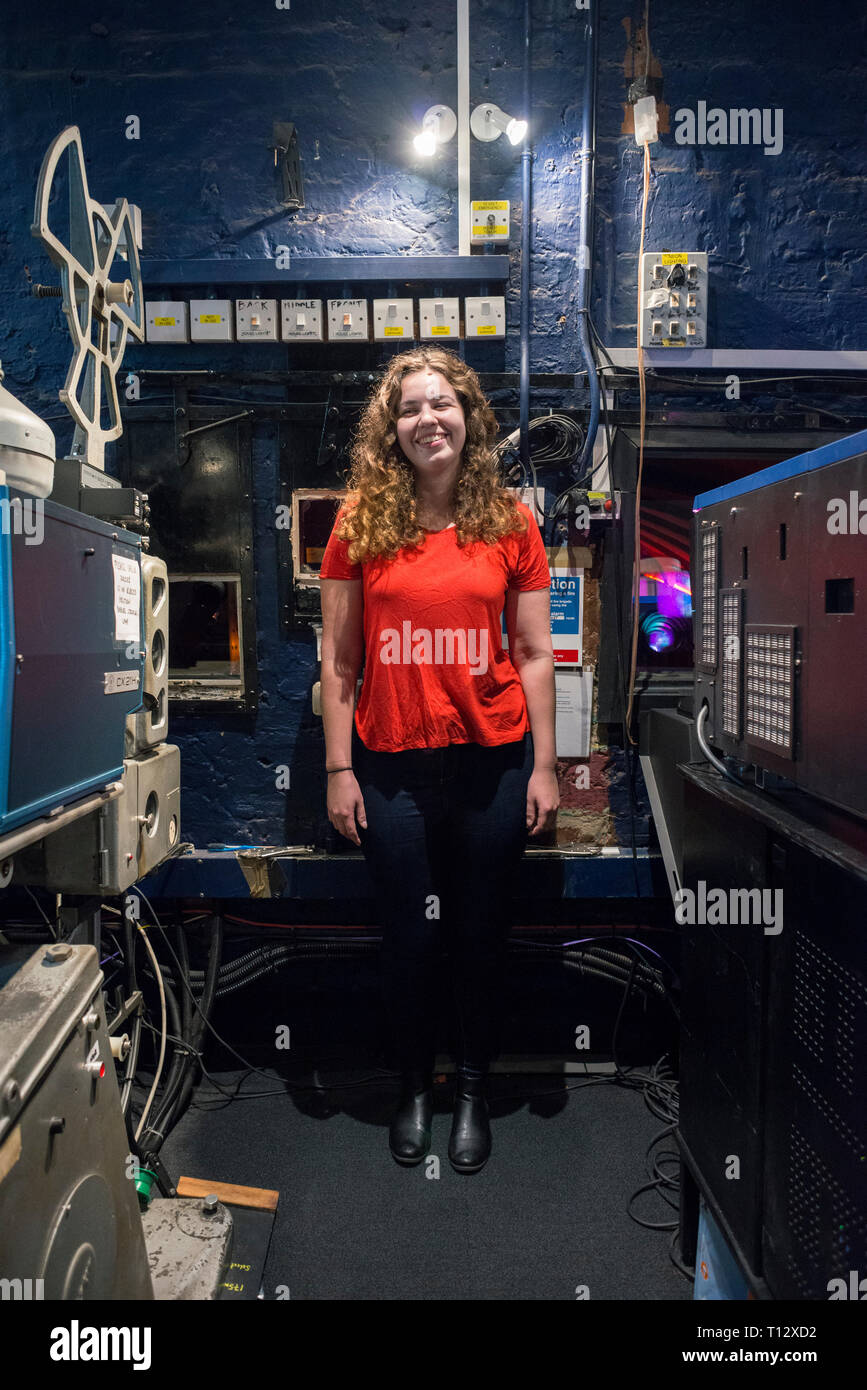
[326,766,353,775]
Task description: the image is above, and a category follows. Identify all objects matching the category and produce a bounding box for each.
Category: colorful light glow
[642,614,676,652]
[639,567,692,617]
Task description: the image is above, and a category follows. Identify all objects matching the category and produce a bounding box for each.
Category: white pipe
[457,0,470,255]
[605,348,867,370]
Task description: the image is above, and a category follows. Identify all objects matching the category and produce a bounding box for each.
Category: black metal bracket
[316,382,345,469]
[270,122,304,210]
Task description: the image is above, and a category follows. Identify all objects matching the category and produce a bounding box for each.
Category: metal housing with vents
[692,428,867,821]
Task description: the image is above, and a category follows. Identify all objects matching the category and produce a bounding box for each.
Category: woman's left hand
[526,768,560,837]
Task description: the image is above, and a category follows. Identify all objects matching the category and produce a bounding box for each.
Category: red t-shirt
[319,499,551,751]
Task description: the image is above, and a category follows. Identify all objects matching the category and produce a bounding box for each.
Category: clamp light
[413,105,457,156]
[470,103,527,146]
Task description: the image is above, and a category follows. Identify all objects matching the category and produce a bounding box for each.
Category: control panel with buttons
[639,251,708,347]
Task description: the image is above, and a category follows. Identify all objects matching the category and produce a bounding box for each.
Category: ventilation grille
[698,523,719,671]
[744,624,796,757]
[720,588,742,738]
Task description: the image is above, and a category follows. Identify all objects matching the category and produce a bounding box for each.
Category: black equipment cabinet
[675,763,867,1300]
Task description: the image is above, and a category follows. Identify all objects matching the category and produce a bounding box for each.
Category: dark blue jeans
[351,722,534,1078]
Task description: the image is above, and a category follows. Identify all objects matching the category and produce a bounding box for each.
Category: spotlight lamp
[413,105,457,156]
[470,103,528,146]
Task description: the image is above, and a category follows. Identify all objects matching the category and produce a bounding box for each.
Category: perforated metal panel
[744,625,795,757]
[720,588,742,738]
[765,915,867,1300]
[698,522,719,672]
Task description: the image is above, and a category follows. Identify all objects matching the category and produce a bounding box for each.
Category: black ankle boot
[448,1071,491,1173]
[389,1070,433,1165]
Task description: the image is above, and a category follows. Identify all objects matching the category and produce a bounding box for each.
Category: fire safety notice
[112,552,141,643]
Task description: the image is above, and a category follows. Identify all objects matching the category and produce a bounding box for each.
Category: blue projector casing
[0,486,145,837]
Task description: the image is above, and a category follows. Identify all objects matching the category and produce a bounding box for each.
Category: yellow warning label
[473,200,508,210]
[661,338,687,347]
[477,325,497,335]
[154,317,176,326]
[383,326,404,336]
[431,326,451,335]
[473,226,508,236]
[661,253,688,265]
[199,314,222,324]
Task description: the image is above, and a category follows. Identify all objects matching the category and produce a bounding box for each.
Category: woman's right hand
[327,770,368,846]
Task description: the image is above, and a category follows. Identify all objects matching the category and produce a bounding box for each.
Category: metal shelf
[140,255,511,288]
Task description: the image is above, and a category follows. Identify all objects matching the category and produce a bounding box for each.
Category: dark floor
[159,1063,694,1301]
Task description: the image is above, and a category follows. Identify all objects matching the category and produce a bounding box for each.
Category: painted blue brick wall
[1,0,864,848]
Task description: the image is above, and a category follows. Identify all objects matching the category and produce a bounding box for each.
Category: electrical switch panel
[471,200,510,242]
[146,301,189,344]
[464,297,506,338]
[372,299,415,341]
[639,251,707,347]
[419,298,461,339]
[281,299,324,341]
[189,300,234,343]
[235,298,278,342]
[327,299,369,342]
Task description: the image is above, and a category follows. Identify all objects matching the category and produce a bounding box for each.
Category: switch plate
[189,300,234,342]
[640,251,707,346]
[281,299,324,341]
[419,298,461,339]
[464,296,506,338]
[235,298,279,342]
[471,200,510,242]
[327,298,369,342]
[146,301,189,344]
[372,298,414,341]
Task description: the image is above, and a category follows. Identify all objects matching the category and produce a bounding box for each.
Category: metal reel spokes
[31,125,144,470]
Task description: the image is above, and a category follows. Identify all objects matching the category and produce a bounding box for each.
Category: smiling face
[395,370,467,476]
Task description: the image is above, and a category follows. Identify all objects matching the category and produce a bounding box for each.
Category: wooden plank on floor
[177,1175,279,1212]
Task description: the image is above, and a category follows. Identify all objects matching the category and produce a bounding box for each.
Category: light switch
[327,299,369,341]
[464,297,505,337]
[373,298,414,340]
[281,299,324,341]
[236,298,278,341]
[419,298,461,338]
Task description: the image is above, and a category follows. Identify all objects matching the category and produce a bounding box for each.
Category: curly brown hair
[334,347,527,564]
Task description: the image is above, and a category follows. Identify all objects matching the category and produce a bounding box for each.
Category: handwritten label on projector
[112,553,141,643]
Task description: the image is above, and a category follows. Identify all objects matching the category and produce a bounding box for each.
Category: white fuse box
[327,299,369,342]
[281,299,324,341]
[464,296,506,338]
[189,300,234,342]
[639,251,708,347]
[419,298,461,340]
[372,299,414,341]
[236,299,278,342]
[146,301,189,344]
[471,200,510,242]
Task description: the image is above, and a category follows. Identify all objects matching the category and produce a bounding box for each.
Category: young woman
[319,347,558,1173]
